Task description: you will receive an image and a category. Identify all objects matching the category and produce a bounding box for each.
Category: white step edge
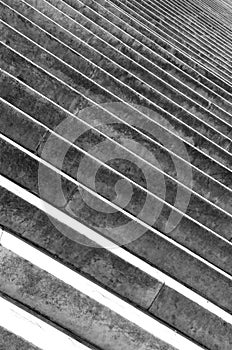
[0,228,205,350]
[1,174,232,328]
[0,295,92,350]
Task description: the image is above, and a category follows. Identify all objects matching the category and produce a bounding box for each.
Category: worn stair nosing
[1,0,232,348]
[1,174,232,326]
[3,96,232,241]
[2,68,232,199]
[103,0,232,81]
[3,130,232,271]
[52,0,232,104]
[113,0,232,64]
[2,40,232,176]
[3,16,232,156]
[6,0,232,139]
[0,293,94,350]
[0,228,207,350]
[137,0,232,53]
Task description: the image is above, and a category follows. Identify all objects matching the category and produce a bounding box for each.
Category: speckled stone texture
[0,246,177,350]
[149,286,232,350]
[1,0,232,348]
[0,326,40,350]
[0,188,163,311]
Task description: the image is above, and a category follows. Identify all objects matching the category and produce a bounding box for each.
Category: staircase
[1,0,232,349]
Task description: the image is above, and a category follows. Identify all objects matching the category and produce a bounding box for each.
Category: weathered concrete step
[216,0,232,15]
[4,0,232,138]
[0,326,41,350]
[1,45,232,194]
[1,197,232,350]
[0,188,163,311]
[1,36,232,175]
[188,0,232,29]
[136,0,232,55]
[161,0,232,38]
[2,135,232,317]
[0,242,181,350]
[58,0,232,102]
[102,0,232,83]
[137,0,231,56]
[46,0,232,120]
[111,0,232,67]
[3,6,232,153]
[152,0,232,55]
[2,97,232,252]
[84,0,232,85]
[0,295,95,350]
[1,1,232,349]
[198,0,232,19]
[148,285,232,350]
[112,0,231,79]
[2,70,232,218]
[147,0,232,40]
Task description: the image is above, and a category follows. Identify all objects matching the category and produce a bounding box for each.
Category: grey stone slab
[1,178,232,315]
[1,44,232,195]
[0,72,67,131]
[0,187,162,310]
[46,0,232,110]
[132,0,231,64]
[3,0,232,134]
[2,120,232,275]
[0,326,40,350]
[125,231,232,313]
[1,71,232,220]
[3,1,232,150]
[149,285,232,350]
[0,99,47,153]
[101,0,232,82]
[2,92,232,241]
[0,246,177,350]
[116,0,232,73]
[1,17,232,170]
[73,0,232,93]
[0,45,91,114]
[0,138,76,205]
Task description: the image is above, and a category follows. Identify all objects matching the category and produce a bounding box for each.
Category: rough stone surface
[0,187,162,310]
[0,246,177,350]
[0,326,40,350]
[1,0,232,347]
[1,19,232,169]
[149,286,232,350]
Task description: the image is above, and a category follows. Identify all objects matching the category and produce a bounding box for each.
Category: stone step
[0,222,232,350]
[2,133,232,317]
[0,296,94,350]
[1,28,232,173]
[1,66,232,197]
[0,236,182,350]
[108,0,232,66]
[94,0,232,82]
[131,0,232,56]
[1,0,232,348]
[0,326,41,350]
[187,0,232,29]
[2,92,232,253]
[1,71,232,223]
[54,0,232,102]
[135,0,232,55]
[2,82,232,245]
[151,0,232,38]
[3,0,232,136]
[1,39,232,188]
[148,0,232,36]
